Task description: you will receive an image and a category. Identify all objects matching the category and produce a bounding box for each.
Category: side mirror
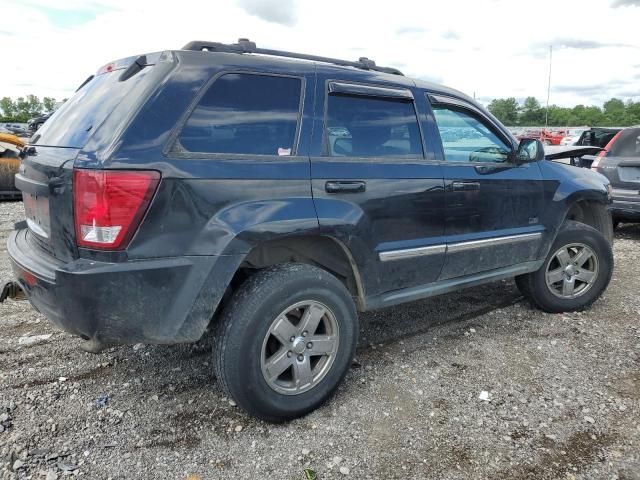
[515,138,545,163]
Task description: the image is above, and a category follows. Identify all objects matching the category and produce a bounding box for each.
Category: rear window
[578,129,621,148]
[34,68,153,148]
[178,73,302,156]
[610,129,640,157]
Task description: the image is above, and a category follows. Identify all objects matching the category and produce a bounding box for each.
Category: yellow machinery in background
[0,133,25,200]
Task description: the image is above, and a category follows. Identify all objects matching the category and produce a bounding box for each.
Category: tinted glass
[179,74,302,155]
[577,129,620,148]
[433,106,510,163]
[35,68,153,148]
[609,129,640,157]
[326,94,423,157]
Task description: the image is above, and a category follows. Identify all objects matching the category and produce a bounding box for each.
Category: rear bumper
[610,194,640,220]
[7,229,243,344]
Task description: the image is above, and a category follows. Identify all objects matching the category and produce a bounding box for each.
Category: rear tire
[516,221,613,313]
[213,263,358,422]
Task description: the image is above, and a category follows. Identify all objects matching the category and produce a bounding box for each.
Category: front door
[310,78,445,297]
[429,96,546,280]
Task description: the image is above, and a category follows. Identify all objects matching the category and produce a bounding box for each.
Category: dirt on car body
[1,201,639,479]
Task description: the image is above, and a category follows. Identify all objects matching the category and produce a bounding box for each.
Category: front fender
[538,160,610,255]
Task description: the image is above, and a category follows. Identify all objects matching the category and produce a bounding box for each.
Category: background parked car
[27,112,53,132]
[3,124,29,136]
[515,128,566,145]
[560,127,589,145]
[590,127,640,226]
[573,127,623,168]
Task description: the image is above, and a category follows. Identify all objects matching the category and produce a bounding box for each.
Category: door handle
[325,181,366,194]
[451,181,480,192]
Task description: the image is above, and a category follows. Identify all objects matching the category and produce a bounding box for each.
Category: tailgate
[618,160,640,184]
[16,146,80,262]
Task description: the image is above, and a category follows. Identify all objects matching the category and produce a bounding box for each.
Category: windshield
[34,67,152,148]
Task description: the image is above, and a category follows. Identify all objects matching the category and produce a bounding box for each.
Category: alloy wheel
[545,243,599,299]
[261,300,339,395]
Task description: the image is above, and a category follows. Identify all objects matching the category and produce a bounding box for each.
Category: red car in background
[516,128,566,145]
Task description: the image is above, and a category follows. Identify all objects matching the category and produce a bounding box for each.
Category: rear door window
[178,73,302,156]
[325,94,423,158]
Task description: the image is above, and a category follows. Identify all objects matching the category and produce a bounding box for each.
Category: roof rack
[181,38,404,76]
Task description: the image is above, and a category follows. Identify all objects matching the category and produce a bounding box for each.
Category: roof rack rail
[181,38,404,76]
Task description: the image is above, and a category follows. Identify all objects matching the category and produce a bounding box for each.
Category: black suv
[27,112,54,132]
[5,40,614,421]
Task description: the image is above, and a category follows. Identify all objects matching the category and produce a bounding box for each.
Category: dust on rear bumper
[7,228,243,344]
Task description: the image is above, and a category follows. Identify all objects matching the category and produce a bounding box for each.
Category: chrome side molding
[378,232,543,262]
[379,244,447,262]
[446,232,542,253]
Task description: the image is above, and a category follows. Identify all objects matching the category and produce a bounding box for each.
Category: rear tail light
[73,169,160,250]
[591,130,623,170]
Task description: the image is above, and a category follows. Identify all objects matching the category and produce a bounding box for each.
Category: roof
[179,39,475,103]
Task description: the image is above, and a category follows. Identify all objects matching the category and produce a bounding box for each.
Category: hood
[542,155,610,190]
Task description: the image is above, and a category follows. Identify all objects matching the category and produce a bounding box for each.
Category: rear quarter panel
[75,52,320,259]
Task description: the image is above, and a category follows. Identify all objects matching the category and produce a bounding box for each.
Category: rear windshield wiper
[75,75,94,92]
[119,55,147,82]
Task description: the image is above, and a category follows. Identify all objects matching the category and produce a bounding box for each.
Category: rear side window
[179,73,302,156]
[325,94,423,158]
[609,130,640,157]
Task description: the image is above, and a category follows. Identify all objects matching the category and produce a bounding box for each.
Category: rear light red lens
[591,130,623,171]
[73,169,160,250]
[591,154,603,170]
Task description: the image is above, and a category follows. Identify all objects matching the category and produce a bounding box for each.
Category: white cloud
[0,0,638,107]
[237,0,297,25]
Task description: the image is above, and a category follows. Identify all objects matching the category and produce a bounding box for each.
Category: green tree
[482,96,639,127]
[488,97,519,125]
[625,100,640,125]
[0,97,17,120]
[42,97,56,112]
[520,97,545,125]
[603,98,626,125]
[546,105,571,126]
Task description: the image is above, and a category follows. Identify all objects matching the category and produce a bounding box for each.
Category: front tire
[213,263,358,422]
[516,221,613,313]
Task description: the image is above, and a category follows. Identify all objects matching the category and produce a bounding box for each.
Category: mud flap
[0,281,26,302]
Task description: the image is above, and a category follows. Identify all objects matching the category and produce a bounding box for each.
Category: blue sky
[1,0,639,107]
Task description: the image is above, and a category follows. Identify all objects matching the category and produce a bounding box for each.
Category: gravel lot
[0,199,638,480]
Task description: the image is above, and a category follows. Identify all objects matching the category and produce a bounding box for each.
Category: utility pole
[545,45,552,128]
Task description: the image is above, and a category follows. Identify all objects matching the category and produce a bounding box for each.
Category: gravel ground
[0,200,638,480]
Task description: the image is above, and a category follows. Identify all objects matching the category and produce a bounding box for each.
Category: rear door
[310,76,445,296]
[428,95,545,280]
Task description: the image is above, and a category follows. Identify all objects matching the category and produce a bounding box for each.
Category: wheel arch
[229,235,366,311]
[563,196,613,245]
